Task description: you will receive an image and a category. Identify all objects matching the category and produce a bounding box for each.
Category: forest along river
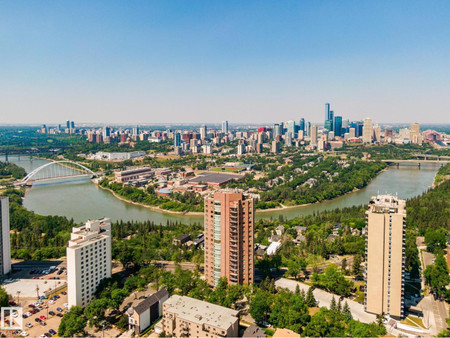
[2,155,440,225]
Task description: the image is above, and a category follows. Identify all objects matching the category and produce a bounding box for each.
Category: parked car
[49,311,55,316]
[63,303,68,308]
[61,291,67,295]
[35,318,41,322]
[56,307,63,312]
[56,313,63,317]
[25,323,32,329]
[48,300,54,305]
[49,329,56,335]
[39,316,47,321]
[40,321,47,326]
[20,331,28,336]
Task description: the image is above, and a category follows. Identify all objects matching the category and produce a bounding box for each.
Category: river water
[2,156,440,225]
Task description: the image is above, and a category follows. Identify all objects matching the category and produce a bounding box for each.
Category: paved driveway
[275,278,377,324]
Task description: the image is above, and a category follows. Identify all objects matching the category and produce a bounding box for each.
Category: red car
[39,316,46,321]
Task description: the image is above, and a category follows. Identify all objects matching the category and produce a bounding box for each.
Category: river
[1,156,440,225]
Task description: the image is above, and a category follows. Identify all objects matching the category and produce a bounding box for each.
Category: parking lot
[0,260,69,337]
[1,290,68,337]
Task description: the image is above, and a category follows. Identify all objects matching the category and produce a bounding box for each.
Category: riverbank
[95,181,204,216]
[94,165,391,216]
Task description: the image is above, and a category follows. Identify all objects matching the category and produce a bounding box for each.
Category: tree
[342,301,352,320]
[84,299,108,327]
[352,254,362,278]
[425,230,447,253]
[249,290,272,323]
[306,287,316,307]
[330,296,337,312]
[58,306,87,337]
[0,288,9,307]
[341,258,347,274]
[424,253,450,299]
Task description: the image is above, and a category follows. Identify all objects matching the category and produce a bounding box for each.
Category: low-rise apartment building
[162,295,239,337]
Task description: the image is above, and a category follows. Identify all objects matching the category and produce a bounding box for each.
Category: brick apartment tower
[204,190,254,286]
[365,194,406,319]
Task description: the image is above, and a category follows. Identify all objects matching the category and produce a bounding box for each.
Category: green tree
[249,290,272,323]
[424,253,450,299]
[425,230,447,253]
[342,301,352,320]
[341,258,347,274]
[352,254,362,278]
[306,287,316,307]
[84,299,108,327]
[58,306,87,337]
[0,288,9,307]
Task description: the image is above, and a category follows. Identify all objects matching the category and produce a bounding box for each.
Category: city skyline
[1,1,450,124]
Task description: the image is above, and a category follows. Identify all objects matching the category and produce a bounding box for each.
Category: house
[332,223,343,236]
[275,225,285,236]
[266,241,282,256]
[327,234,338,242]
[269,235,281,243]
[128,288,169,335]
[272,328,301,338]
[293,226,307,236]
[193,233,205,248]
[173,234,191,246]
[243,325,267,337]
[351,228,361,236]
[293,235,306,245]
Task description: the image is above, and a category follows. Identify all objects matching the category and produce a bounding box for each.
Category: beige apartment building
[67,218,112,308]
[204,190,254,287]
[162,295,239,337]
[365,195,406,319]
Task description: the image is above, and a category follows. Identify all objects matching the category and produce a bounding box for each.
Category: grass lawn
[309,307,320,316]
[400,315,426,329]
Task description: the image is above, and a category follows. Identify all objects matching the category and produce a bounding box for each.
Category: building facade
[310,125,318,146]
[365,195,406,319]
[128,288,169,335]
[162,295,239,337]
[0,197,11,276]
[67,218,112,308]
[362,118,373,143]
[204,190,254,286]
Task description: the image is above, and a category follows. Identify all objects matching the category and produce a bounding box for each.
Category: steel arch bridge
[21,160,96,185]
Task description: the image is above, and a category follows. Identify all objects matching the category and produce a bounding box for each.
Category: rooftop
[163,295,238,331]
[189,172,243,185]
[368,194,406,214]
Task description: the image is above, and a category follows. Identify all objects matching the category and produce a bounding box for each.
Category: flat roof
[189,172,243,185]
[164,295,238,331]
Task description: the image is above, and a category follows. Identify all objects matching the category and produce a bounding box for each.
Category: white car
[48,300,54,305]
[21,331,28,337]
[39,335,46,338]
[63,303,69,308]
[12,312,19,318]
[25,323,32,328]
[24,312,31,317]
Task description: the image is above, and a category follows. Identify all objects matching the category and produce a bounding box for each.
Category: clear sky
[1,1,449,124]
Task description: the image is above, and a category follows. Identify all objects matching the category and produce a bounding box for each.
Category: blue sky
[1,1,449,124]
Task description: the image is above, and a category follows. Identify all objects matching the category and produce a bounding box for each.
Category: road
[275,278,377,324]
[417,243,449,336]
